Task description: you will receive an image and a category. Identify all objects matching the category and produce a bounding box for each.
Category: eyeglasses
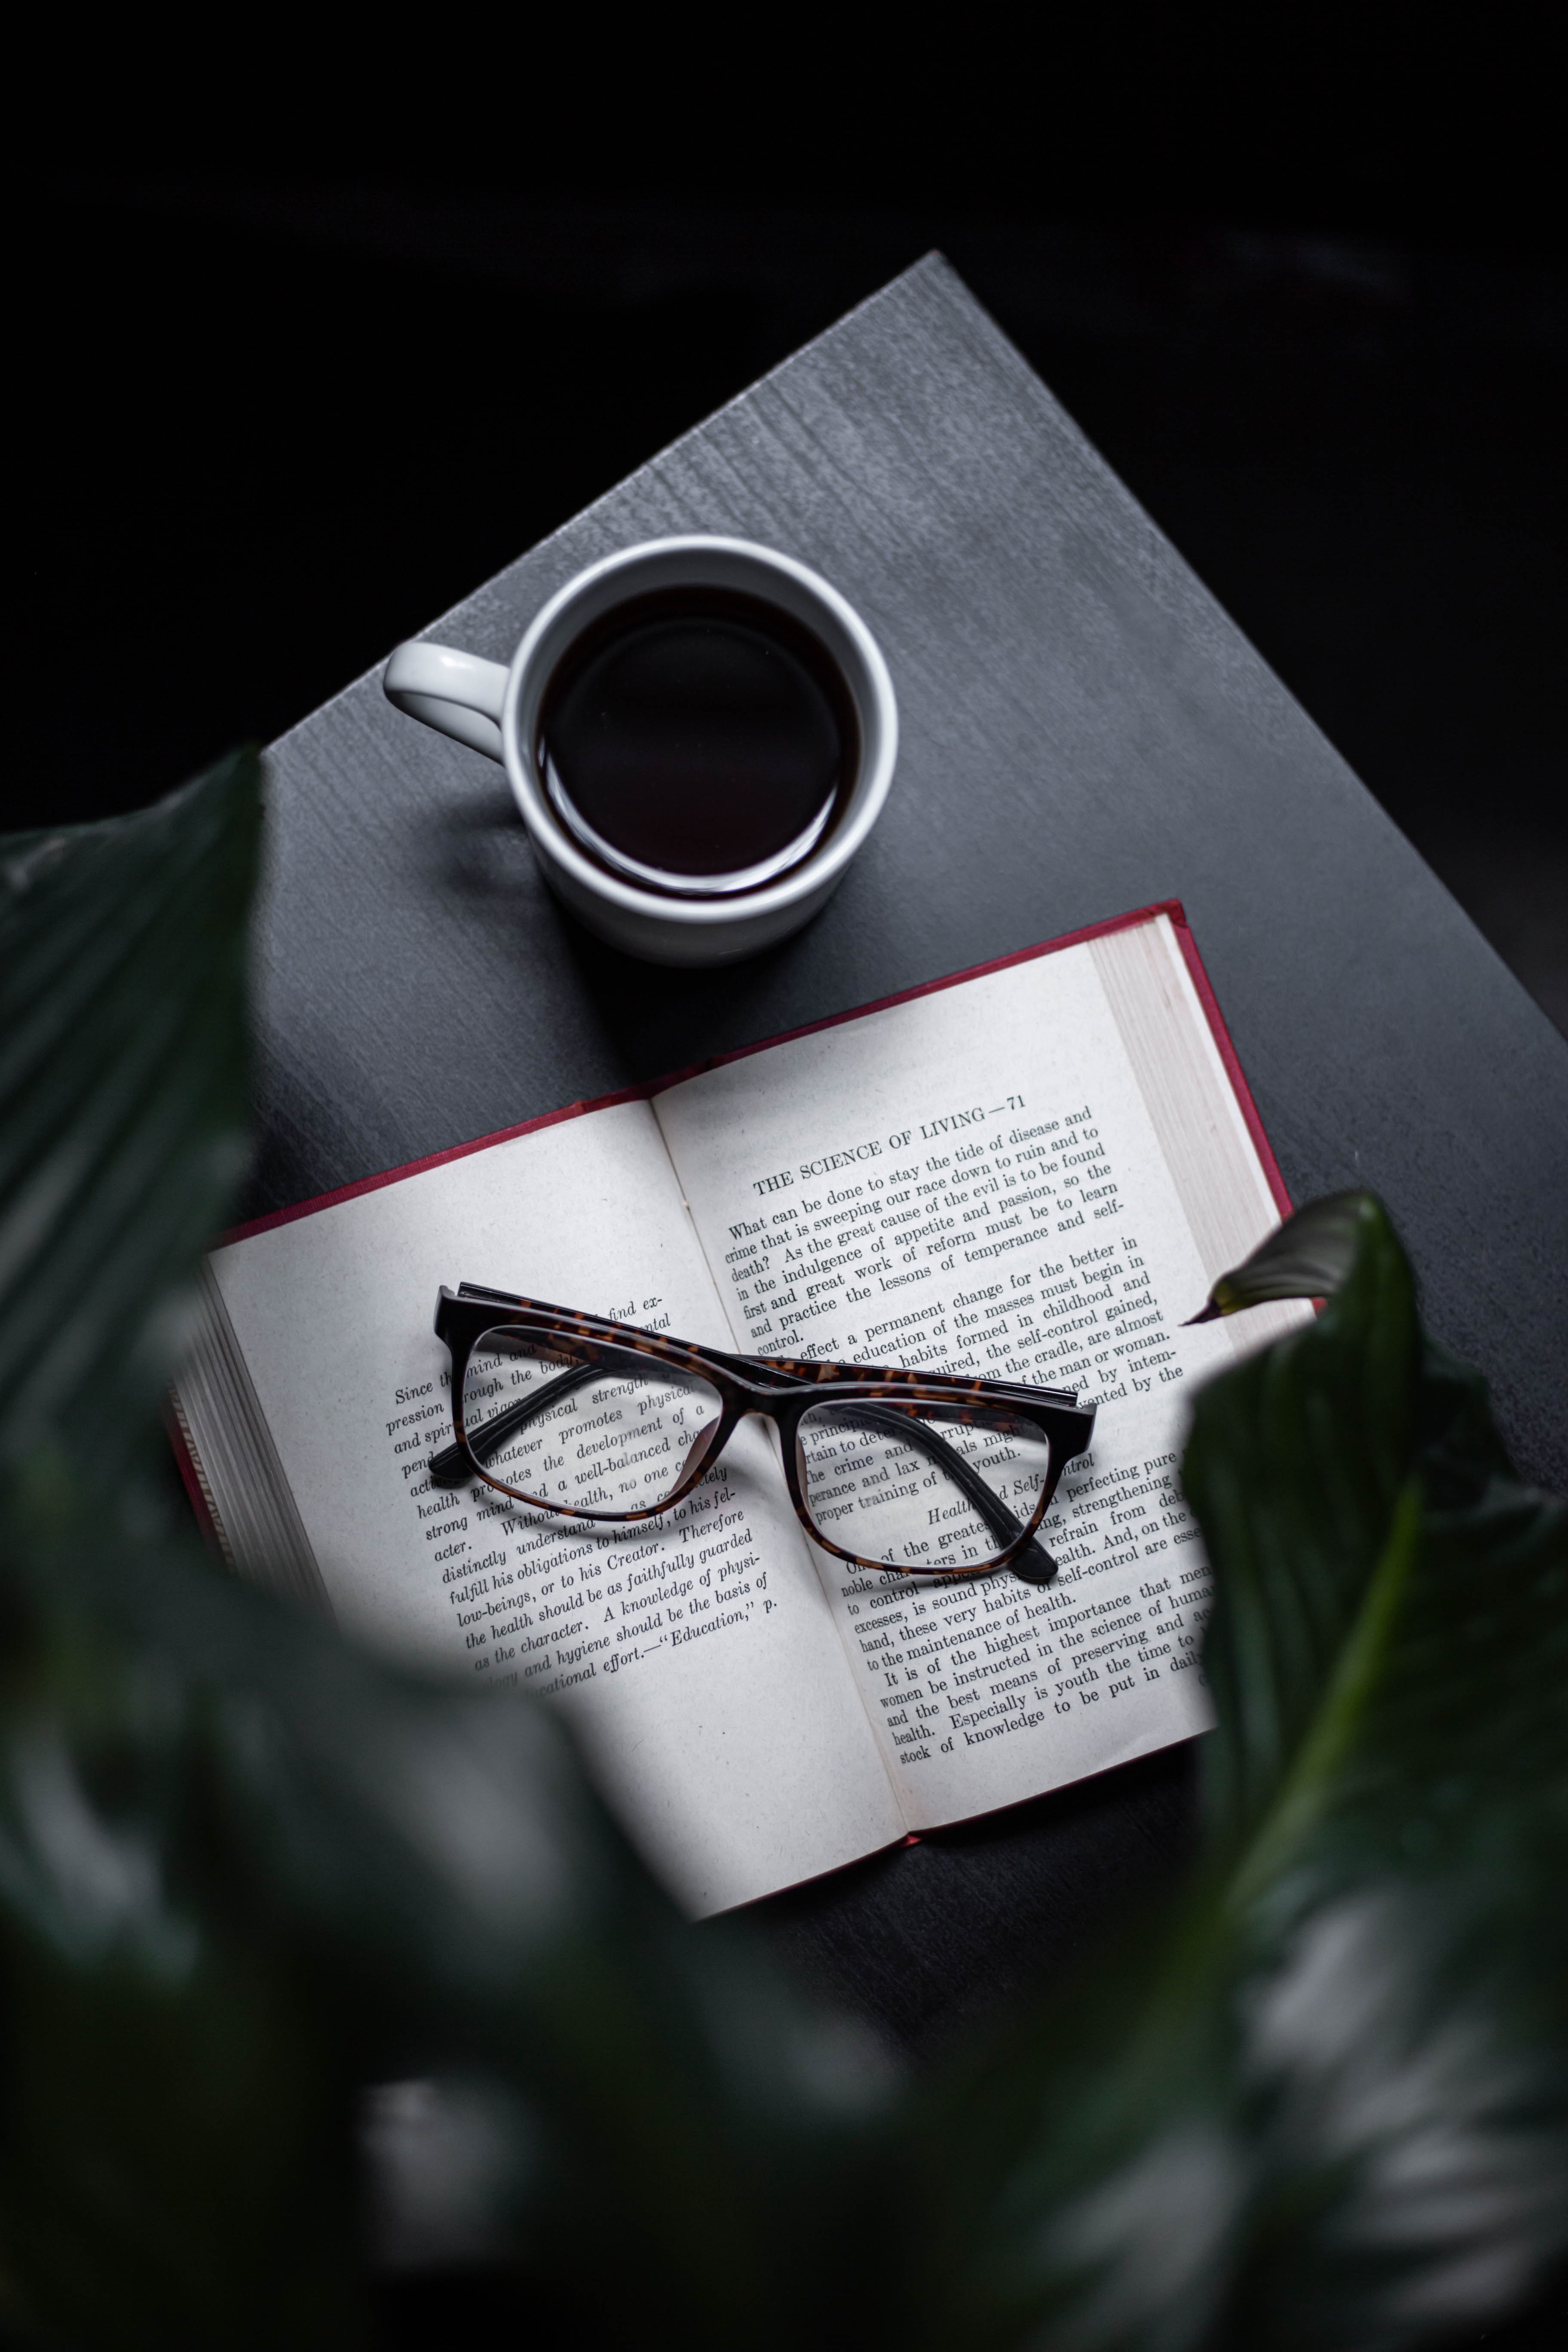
[429,1284,1096,1584]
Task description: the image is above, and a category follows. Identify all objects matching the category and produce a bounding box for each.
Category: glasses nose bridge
[730,1388,796,1466]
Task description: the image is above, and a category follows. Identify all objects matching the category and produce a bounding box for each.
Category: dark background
[9,31,1565,1036]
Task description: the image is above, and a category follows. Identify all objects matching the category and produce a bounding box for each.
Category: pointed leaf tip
[1187,1191,1382,1323]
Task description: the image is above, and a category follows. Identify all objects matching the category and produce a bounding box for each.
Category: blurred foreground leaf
[922,1197,1568,2351]
[3,772,1564,2350]
[0,769,886,2349]
[0,759,257,1495]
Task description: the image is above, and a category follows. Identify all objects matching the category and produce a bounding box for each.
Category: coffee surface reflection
[536,586,859,897]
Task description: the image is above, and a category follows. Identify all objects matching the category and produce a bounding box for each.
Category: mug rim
[498,536,898,929]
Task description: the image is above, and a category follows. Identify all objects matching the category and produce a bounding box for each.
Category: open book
[172,903,1305,1915]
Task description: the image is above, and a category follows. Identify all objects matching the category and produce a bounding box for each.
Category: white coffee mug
[383,536,898,967]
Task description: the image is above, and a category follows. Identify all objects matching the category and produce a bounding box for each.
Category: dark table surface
[253,253,1568,2046]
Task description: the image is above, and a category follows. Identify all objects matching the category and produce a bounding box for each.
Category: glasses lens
[462,1330,723,1515]
[796,1396,1053,1573]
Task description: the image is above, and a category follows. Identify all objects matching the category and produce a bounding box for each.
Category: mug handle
[383,642,509,763]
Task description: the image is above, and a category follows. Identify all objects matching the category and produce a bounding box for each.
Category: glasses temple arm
[428,1359,603,1485]
[828,1403,1059,1585]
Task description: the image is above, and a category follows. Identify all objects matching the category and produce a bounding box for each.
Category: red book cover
[168,899,1289,1541]
[218,899,1290,1251]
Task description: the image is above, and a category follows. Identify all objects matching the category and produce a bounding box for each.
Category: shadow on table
[422,789,834,1093]
[741,1740,1202,2059]
[549,904,852,1092]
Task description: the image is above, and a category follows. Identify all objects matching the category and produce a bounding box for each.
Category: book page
[191,1101,902,1913]
[654,915,1307,1830]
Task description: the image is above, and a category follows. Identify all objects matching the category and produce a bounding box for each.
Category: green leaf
[918,1203,1568,2351]
[0,765,359,2345]
[0,1590,361,2348]
[1186,1191,1371,1323]
[0,756,258,1493]
[3,1506,890,2346]
[1185,1202,1421,1853]
[0,772,890,2346]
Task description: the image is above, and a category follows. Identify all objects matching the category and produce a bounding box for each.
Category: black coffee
[536,587,858,894]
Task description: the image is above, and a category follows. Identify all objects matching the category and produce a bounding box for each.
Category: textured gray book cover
[254,252,1568,1494]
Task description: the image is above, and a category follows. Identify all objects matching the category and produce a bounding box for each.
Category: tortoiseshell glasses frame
[429,1282,1096,1586]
